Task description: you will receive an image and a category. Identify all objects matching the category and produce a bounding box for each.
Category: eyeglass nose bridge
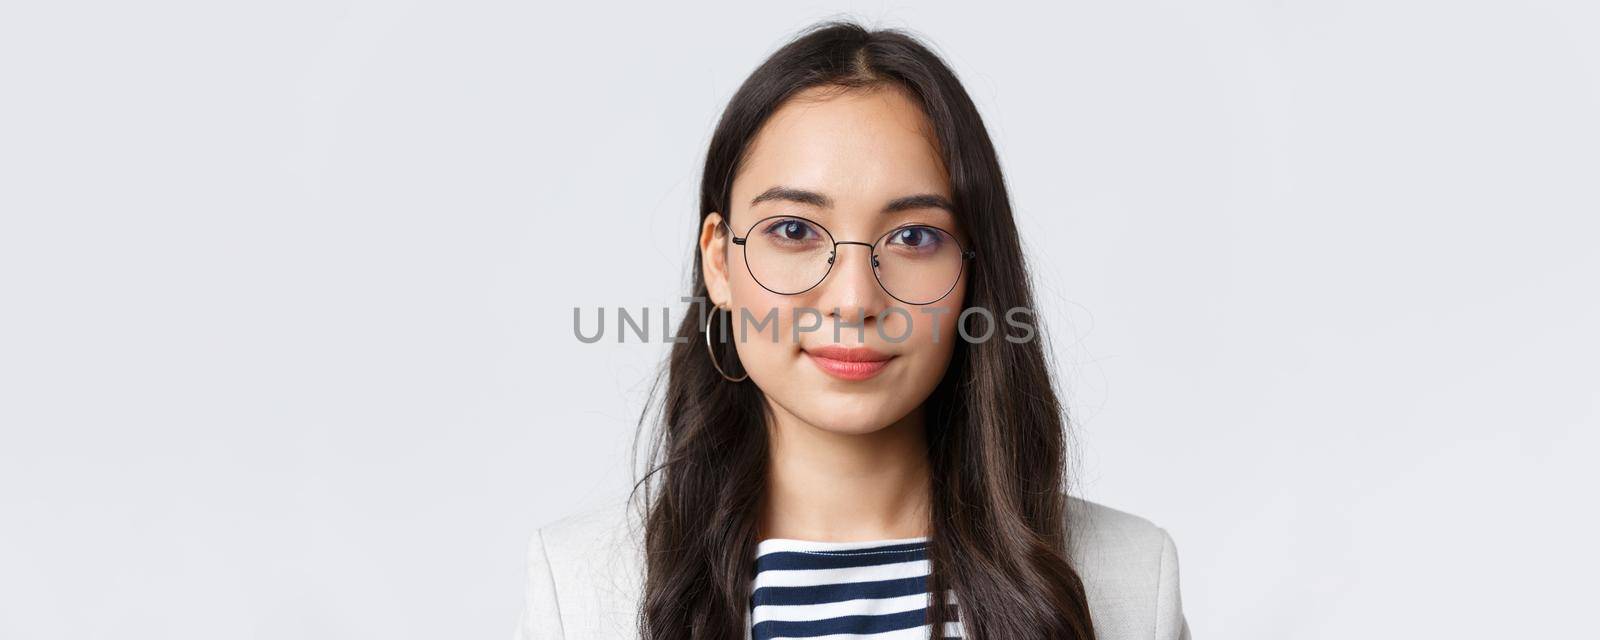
[826,240,880,269]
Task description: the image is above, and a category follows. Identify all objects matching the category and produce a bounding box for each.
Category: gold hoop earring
[704,306,748,382]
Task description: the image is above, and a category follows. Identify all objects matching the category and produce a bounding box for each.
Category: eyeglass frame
[719,214,977,306]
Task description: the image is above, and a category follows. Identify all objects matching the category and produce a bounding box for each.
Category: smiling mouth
[803,345,894,381]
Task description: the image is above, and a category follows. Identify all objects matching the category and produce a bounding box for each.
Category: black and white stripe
[749,536,962,640]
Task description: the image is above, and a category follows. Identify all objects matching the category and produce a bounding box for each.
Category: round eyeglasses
[723,215,976,305]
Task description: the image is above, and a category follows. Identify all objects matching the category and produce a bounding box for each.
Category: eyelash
[762,217,817,237]
[755,218,955,243]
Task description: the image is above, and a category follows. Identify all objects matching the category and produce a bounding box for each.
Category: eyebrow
[749,186,955,215]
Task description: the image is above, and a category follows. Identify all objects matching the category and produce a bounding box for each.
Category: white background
[2,1,1596,638]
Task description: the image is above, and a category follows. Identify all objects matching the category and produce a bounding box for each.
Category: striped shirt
[749,536,962,640]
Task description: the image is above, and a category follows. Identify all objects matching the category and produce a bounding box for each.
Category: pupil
[902,228,923,245]
[784,222,803,239]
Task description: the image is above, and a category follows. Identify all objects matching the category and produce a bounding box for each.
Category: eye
[885,225,945,251]
[760,217,821,243]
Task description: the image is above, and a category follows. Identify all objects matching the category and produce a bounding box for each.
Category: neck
[758,402,933,542]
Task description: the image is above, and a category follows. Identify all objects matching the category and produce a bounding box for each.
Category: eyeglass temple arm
[718,219,748,245]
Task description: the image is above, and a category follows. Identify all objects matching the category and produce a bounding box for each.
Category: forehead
[731,85,950,209]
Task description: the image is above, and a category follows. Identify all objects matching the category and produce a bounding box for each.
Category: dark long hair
[629,20,1095,639]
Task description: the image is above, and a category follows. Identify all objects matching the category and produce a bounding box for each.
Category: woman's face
[700,85,969,435]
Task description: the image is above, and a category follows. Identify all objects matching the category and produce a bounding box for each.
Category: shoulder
[519,498,645,640]
[1065,494,1173,562]
[1066,496,1190,640]
[537,497,643,560]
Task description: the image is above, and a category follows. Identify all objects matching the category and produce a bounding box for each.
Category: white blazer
[515,493,1190,639]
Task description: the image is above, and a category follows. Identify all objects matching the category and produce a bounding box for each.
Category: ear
[699,212,733,308]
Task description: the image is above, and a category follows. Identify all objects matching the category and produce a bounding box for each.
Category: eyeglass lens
[740,216,966,305]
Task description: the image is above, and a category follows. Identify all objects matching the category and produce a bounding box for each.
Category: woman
[517,20,1189,640]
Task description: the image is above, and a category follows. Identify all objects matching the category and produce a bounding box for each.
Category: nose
[819,241,888,326]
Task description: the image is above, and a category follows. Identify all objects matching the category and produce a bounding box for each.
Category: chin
[792,397,907,435]
[803,414,894,435]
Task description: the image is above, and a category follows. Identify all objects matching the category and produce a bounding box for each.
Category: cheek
[910,301,963,359]
[726,275,800,371]
[904,288,966,372]
[917,278,967,344]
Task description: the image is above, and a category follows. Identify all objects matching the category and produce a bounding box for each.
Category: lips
[803,345,894,381]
